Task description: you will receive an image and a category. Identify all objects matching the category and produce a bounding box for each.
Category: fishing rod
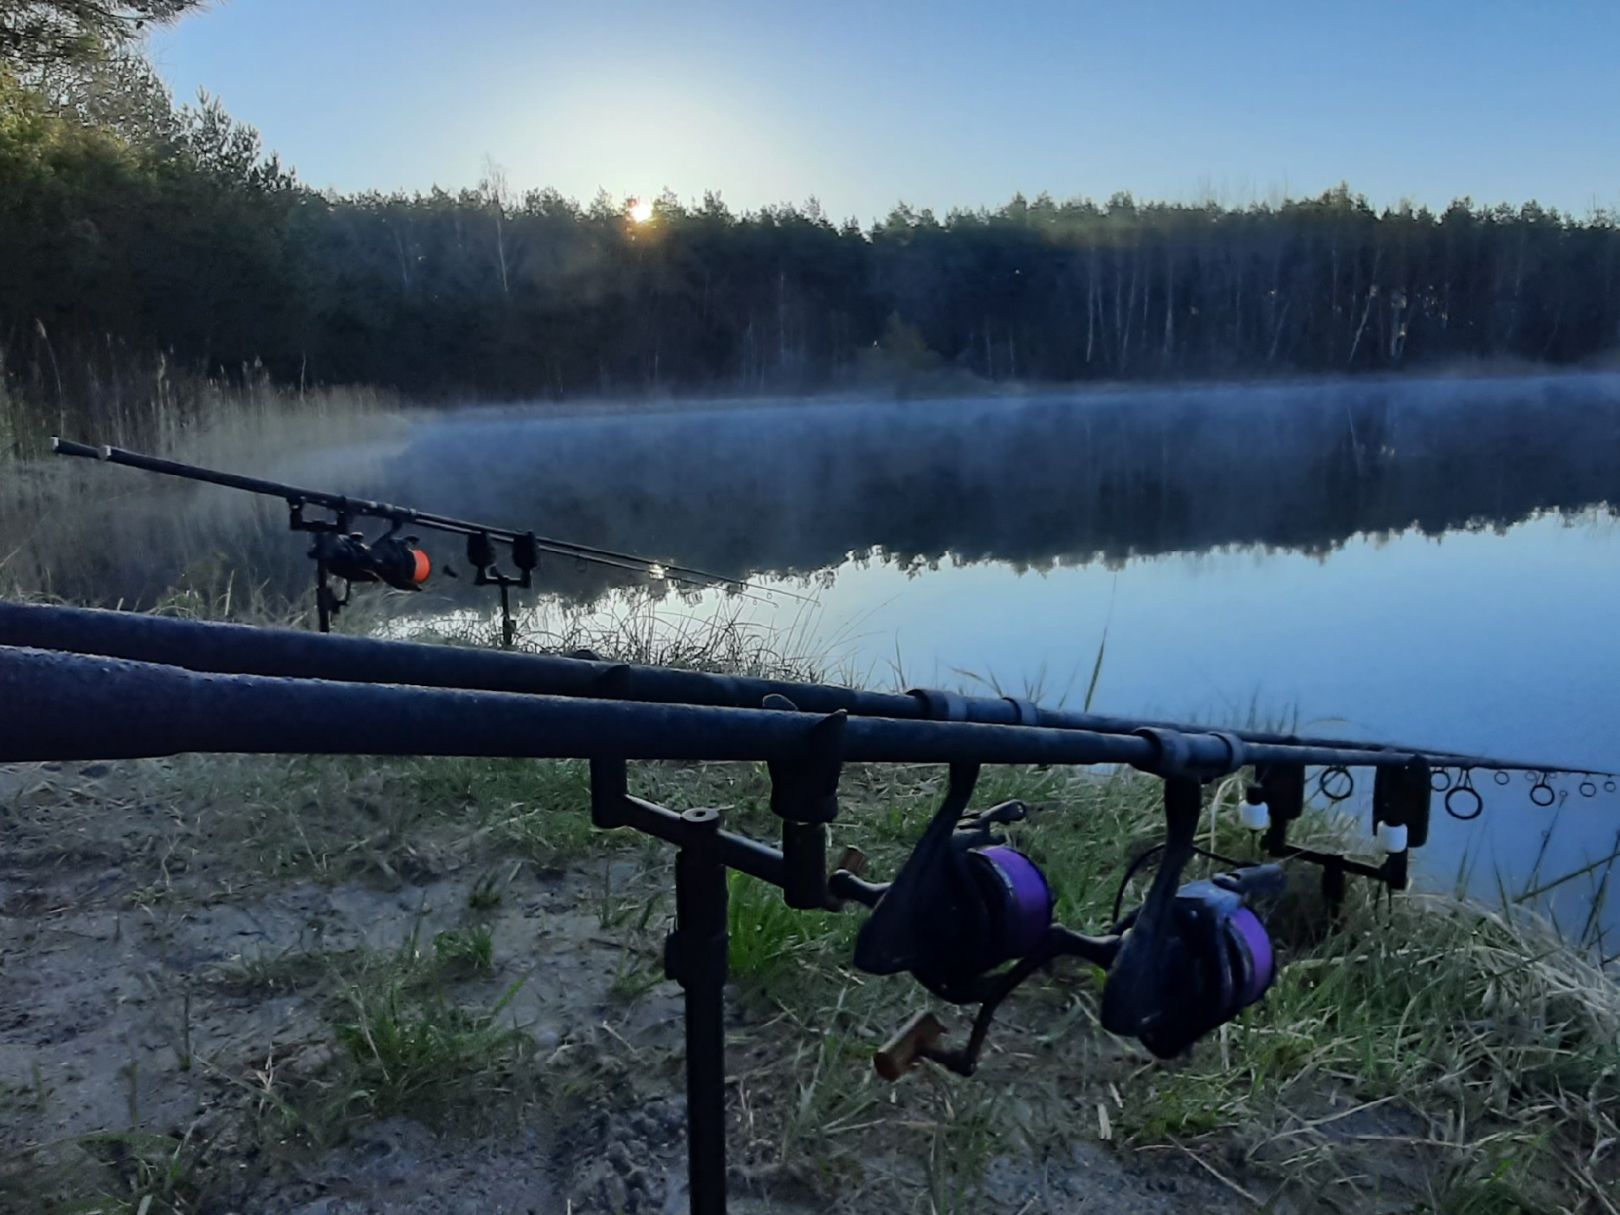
[51,437,773,644]
[3,601,1607,812]
[0,642,1419,772]
[1,639,1530,1215]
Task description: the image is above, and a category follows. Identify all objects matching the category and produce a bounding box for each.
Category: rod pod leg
[315,557,333,633]
[667,808,730,1215]
[499,582,515,649]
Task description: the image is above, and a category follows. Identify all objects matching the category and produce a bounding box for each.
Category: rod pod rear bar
[0,601,1600,778]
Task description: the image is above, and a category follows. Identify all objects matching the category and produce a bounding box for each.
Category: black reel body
[316,531,431,592]
[1108,867,1282,1058]
[852,764,1047,1003]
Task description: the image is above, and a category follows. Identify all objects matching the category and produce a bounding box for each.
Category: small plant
[432,925,495,977]
[77,1127,207,1215]
[467,866,513,911]
[212,946,349,995]
[333,977,530,1121]
[607,952,663,1003]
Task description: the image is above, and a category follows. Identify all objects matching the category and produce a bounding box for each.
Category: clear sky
[147,0,1619,223]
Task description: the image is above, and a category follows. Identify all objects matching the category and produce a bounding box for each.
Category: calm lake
[12,371,1620,938]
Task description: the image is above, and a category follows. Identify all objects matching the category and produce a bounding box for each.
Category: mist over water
[391,371,1620,583]
[10,370,1620,932]
[16,370,1620,602]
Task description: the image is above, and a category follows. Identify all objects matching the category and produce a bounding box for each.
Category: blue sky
[148,0,1619,222]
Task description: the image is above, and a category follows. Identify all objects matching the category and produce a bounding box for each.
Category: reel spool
[968,845,1055,961]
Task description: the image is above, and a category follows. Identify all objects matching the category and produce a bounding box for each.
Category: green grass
[431,925,495,977]
[108,751,603,882]
[466,865,516,911]
[225,924,537,1151]
[191,912,537,1164]
[333,975,530,1122]
[69,1129,207,1215]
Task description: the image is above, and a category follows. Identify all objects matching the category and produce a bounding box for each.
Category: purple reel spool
[1226,906,1275,1006]
[972,845,1055,959]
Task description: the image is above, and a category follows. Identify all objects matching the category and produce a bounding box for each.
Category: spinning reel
[855,767,1282,1077]
[292,502,432,631]
[314,530,432,593]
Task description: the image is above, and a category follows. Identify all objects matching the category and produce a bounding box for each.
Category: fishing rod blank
[1,642,1433,774]
[1,600,1602,782]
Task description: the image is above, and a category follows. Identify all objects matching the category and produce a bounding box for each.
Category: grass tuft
[333,976,531,1122]
[431,925,495,977]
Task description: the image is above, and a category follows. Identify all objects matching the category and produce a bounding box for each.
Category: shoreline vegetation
[1,602,1617,1213]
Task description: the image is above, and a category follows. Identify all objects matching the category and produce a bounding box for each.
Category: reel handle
[874,1011,948,1081]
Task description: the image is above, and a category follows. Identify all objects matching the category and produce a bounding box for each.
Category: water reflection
[386,372,1620,588]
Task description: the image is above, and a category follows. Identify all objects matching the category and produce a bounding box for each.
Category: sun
[628,197,654,224]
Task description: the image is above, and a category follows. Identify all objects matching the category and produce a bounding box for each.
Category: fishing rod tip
[48,436,106,459]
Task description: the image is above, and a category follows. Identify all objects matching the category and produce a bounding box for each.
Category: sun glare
[628,197,654,224]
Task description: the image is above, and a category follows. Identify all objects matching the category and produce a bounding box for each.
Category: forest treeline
[3,20,1619,418]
